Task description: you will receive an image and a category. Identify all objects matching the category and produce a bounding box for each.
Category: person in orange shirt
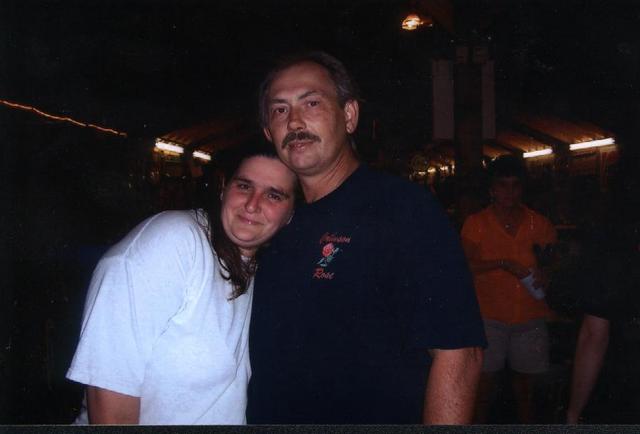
[461,155,556,423]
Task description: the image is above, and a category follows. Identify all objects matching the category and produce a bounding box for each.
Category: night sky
[2,0,640,141]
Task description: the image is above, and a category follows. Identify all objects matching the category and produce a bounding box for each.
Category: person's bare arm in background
[566,314,609,424]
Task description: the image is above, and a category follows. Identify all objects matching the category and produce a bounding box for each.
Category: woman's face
[491,176,523,209]
[221,155,296,257]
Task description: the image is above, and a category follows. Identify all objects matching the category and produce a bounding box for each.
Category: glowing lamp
[523,148,553,159]
[569,138,615,151]
[402,13,432,30]
[193,150,212,161]
[155,139,184,154]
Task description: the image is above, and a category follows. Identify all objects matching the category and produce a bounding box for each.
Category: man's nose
[287,107,305,130]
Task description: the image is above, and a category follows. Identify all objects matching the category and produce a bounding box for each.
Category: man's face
[221,156,296,257]
[262,61,359,177]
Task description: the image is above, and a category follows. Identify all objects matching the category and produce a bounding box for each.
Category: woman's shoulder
[461,207,492,238]
[523,206,553,226]
[109,210,208,259]
[464,207,492,226]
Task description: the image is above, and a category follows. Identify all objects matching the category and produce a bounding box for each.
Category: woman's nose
[245,191,261,213]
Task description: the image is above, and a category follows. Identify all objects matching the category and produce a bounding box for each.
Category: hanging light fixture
[569,138,615,151]
[402,13,433,31]
[523,148,553,159]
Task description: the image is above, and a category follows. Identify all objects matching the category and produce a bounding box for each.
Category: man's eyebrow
[268,90,322,105]
[297,90,320,100]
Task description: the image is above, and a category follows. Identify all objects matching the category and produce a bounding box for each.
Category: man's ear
[263,127,273,142]
[344,99,359,134]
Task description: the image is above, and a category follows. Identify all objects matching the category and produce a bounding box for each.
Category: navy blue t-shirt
[247,164,486,424]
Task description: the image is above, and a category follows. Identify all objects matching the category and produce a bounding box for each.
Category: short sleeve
[461,214,482,245]
[392,190,486,351]
[66,212,203,396]
[539,214,557,245]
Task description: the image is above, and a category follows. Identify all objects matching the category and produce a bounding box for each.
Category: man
[247,51,486,424]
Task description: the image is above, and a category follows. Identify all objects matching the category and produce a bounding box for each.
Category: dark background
[1,0,640,424]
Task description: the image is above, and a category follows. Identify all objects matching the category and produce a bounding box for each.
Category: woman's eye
[273,106,287,115]
[236,183,250,190]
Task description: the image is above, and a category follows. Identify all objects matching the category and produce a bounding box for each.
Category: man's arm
[87,386,140,424]
[566,314,609,424]
[423,347,483,424]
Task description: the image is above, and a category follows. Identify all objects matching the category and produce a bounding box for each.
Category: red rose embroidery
[322,243,335,257]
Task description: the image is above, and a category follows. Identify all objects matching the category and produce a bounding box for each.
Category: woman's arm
[87,386,140,424]
[462,239,529,278]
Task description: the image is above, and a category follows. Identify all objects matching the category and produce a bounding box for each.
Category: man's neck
[300,149,360,203]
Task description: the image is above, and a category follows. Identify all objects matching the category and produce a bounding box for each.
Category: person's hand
[500,260,530,279]
[532,267,550,290]
[566,410,582,424]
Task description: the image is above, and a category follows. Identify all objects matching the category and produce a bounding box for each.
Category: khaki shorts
[482,318,549,374]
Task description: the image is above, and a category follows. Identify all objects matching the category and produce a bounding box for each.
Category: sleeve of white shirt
[66,211,206,397]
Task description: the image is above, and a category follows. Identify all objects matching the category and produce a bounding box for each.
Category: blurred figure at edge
[567,153,640,423]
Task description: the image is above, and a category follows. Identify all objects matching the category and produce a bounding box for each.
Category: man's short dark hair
[258,51,361,128]
[487,154,527,184]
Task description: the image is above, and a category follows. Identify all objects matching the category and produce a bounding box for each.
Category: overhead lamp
[193,150,212,161]
[402,13,432,31]
[569,138,615,151]
[155,138,184,154]
[523,148,553,159]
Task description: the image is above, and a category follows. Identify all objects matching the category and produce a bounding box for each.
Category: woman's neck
[491,203,523,218]
[491,203,524,235]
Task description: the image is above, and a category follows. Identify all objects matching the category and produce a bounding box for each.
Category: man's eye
[267,193,284,201]
[236,182,250,190]
[307,100,320,107]
[273,107,287,115]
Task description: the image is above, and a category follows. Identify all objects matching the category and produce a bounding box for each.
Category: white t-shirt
[66,210,253,424]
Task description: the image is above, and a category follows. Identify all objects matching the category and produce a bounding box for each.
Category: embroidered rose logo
[317,243,341,268]
[322,243,335,257]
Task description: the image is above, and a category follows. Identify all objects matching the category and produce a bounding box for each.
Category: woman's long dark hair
[195,139,293,299]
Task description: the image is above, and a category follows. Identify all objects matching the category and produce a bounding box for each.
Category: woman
[461,155,556,423]
[66,141,297,424]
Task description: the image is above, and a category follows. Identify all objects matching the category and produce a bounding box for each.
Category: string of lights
[0,98,128,137]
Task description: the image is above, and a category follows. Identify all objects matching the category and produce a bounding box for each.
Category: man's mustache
[282,131,321,148]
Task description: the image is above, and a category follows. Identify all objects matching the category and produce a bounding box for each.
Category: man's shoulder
[355,165,431,205]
